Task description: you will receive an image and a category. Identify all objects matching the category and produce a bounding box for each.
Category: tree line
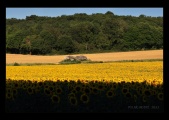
[6,11,163,55]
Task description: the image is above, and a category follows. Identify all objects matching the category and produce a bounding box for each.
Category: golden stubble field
[6,50,163,64]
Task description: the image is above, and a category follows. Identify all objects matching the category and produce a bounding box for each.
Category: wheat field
[6,50,163,64]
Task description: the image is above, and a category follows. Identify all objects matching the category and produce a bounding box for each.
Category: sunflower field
[6,61,163,112]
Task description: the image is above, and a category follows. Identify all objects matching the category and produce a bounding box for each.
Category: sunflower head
[74,85,82,93]
[27,87,34,95]
[49,86,54,92]
[91,88,99,95]
[44,88,52,96]
[106,90,115,98]
[144,89,151,96]
[68,92,76,99]
[13,82,19,89]
[125,92,132,99]
[6,92,13,100]
[122,88,129,94]
[69,96,78,106]
[21,84,27,90]
[38,81,43,87]
[56,87,62,94]
[83,87,91,94]
[12,89,18,97]
[80,94,89,104]
[34,86,41,93]
[133,94,137,103]
[97,83,105,91]
[142,95,147,103]
[157,92,163,101]
[51,95,60,103]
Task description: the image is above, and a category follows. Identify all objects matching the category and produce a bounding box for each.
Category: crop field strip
[6,61,163,84]
[6,50,163,64]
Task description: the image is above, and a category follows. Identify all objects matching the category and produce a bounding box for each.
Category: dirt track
[6,50,163,64]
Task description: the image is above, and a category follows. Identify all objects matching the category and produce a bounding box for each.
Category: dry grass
[6,50,163,64]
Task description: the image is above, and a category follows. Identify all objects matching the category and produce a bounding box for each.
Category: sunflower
[32,81,38,87]
[106,90,115,98]
[44,83,50,89]
[51,95,60,103]
[151,90,157,96]
[13,82,19,89]
[122,88,128,95]
[34,86,41,93]
[68,83,74,91]
[68,92,76,99]
[74,85,82,93]
[112,83,118,90]
[80,94,89,104]
[12,89,18,97]
[26,81,32,87]
[121,81,126,84]
[125,92,132,99]
[133,95,137,103]
[69,96,78,106]
[143,89,151,97]
[6,92,13,100]
[136,87,143,95]
[22,83,28,90]
[91,88,99,95]
[48,86,54,92]
[52,82,56,86]
[142,95,147,103]
[157,93,163,101]
[6,88,12,93]
[44,88,52,96]
[64,79,68,83]
[83,87,91,94]
[103,83,109,89]
[97,83,104,91]
[55,87,62,94]
[38,81,43,87]
[27,87,34,95]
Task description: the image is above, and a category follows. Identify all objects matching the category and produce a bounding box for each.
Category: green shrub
[59,59,81,64]
[13,62,20,66]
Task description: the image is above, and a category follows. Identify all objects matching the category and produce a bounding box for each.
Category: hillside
[6,12,163,55]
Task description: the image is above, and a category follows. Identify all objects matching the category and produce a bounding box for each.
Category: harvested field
[6,50,163,64]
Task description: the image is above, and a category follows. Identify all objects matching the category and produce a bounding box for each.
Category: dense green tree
[6,12,163,55]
